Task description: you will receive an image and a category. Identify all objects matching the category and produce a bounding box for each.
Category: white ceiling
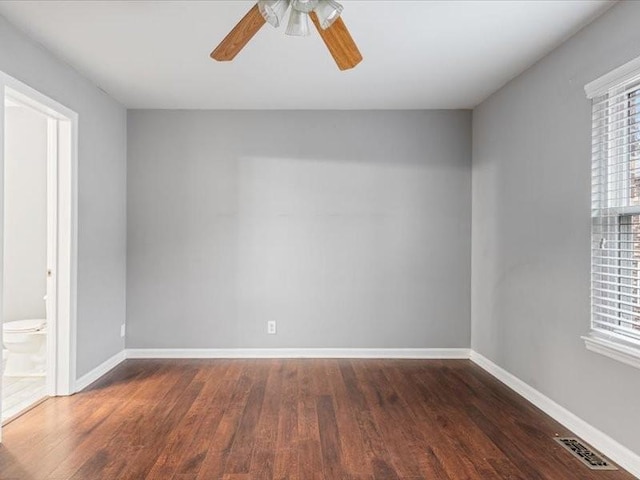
[0,0,614,109]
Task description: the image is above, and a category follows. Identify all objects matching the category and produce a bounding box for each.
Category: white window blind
[591,77,640,346]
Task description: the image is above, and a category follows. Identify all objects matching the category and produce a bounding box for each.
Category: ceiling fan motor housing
[292,0,319,13]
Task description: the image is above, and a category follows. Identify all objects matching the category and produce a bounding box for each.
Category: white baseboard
[470,351,640,478]
[125,347,471,359]
[74,350,127,393]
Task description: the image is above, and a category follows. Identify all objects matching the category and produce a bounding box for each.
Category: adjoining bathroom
[2,97,49,422]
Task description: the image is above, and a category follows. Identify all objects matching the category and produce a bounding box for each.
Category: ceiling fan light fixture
[291,0,319,13]
[313,0,343,29]
[258,0,291,28]
[285,9,310,36]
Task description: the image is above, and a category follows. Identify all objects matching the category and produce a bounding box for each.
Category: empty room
[0,0,639,479]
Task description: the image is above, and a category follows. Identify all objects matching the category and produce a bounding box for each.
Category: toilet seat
[3,319,46,333]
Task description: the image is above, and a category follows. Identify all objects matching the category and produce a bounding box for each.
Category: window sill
[583,333,640,370]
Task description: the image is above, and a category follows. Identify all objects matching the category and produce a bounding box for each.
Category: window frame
[584,56,640,369]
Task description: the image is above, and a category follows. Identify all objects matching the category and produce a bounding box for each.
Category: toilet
[2,319,46,377]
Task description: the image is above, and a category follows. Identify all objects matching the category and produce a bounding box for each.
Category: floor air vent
[554,437,618,471]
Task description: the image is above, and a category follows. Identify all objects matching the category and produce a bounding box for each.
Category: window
[585,57,640,369]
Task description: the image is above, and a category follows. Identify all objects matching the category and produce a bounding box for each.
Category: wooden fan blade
[310,12,362,71]
[211,4,266,61]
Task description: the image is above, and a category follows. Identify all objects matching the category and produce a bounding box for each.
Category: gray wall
[3,106,47,322]
[472,0,640,456]
[127,110,471,349]
[0,15,127,377]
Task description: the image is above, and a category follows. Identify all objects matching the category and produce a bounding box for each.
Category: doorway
[0,73,77,434]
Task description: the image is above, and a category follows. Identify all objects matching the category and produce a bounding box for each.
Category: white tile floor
[2,374,47,422]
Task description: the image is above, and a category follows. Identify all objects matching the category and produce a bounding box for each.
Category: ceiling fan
[211,0,362,71]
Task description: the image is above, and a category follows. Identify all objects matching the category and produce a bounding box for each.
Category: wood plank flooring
[0,359,635,480]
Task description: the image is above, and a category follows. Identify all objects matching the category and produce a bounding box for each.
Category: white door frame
[0,70,78,417]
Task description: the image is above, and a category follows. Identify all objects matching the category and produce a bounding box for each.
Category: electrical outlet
[120,324,126,337]
[267,320,277,335]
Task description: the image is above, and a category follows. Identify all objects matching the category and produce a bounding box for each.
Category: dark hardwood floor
[0,359,635,480]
